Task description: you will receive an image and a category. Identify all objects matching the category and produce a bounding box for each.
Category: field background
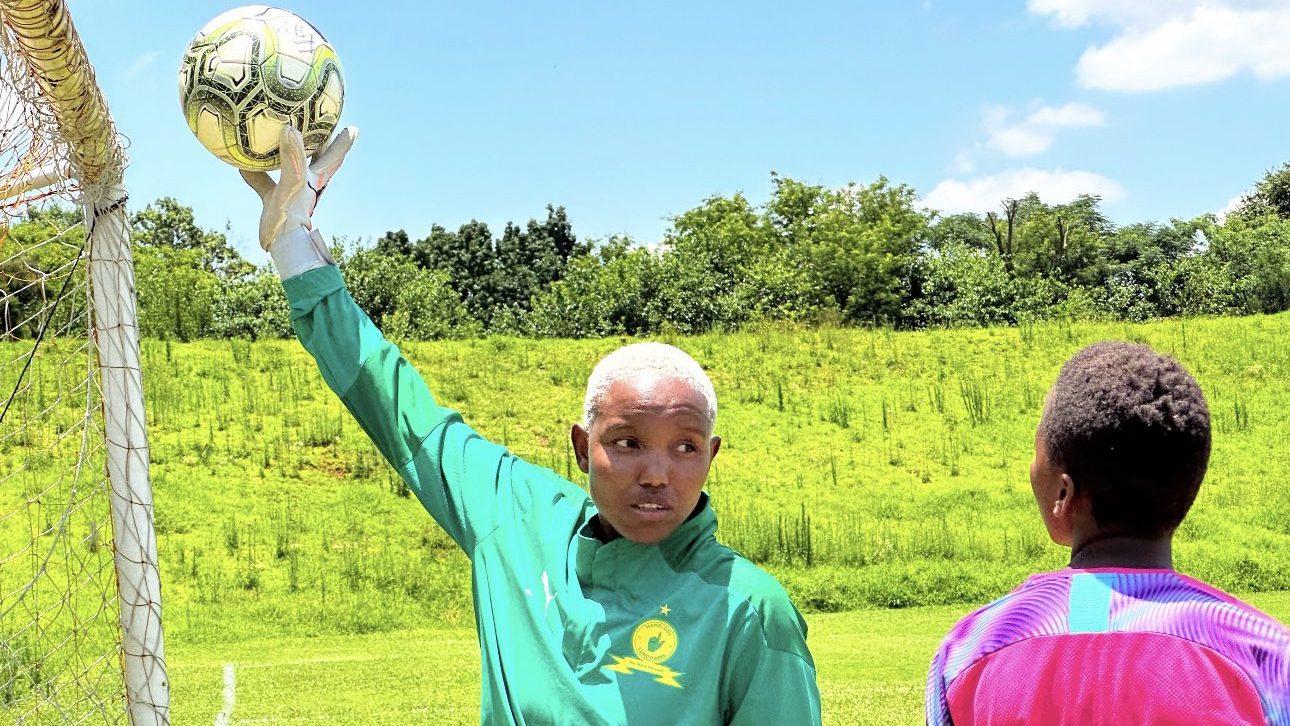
[170,593,1290,725]
[5,312,1290,722]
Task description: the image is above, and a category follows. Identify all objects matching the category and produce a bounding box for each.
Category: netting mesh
[0,1,166,724]
[0,218,122,723]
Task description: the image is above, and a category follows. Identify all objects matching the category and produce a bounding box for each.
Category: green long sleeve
[284,265,583,554]
[282,265,821,725]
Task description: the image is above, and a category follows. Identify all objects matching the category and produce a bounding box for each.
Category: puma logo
[541,570,557,616]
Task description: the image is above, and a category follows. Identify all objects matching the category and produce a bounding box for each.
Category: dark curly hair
[1038,341,1211,537]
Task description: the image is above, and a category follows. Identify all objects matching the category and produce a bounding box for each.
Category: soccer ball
[178,5,344,171]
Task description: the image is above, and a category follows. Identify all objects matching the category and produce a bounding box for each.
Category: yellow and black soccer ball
[179,5,344,171]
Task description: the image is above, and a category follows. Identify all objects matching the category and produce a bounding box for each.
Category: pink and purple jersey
[926,568,1290,725]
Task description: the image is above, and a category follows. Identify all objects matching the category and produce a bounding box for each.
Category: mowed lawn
[170,592,1290,725]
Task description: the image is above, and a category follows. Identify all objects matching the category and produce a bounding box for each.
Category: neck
[1068,532,1173,570]
[590,514,620,544]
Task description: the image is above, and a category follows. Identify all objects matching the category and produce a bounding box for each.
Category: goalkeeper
[240,127,822,725]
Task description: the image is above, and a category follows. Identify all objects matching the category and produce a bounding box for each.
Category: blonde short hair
[582,342,717,430]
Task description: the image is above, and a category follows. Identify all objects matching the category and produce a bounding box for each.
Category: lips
[629,500,674,521]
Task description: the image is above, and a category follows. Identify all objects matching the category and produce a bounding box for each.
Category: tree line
[3,165,1289,341]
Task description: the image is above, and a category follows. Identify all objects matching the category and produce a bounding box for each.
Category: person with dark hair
[926,341,1290,725]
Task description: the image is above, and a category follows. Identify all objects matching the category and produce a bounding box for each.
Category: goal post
[0,1,168,724]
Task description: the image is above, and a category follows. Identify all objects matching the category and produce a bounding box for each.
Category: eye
[612,438,638,449]
[676,441,698,454]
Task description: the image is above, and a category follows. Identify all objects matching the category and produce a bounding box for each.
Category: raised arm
[284,265,511,552]
[240,126,519,553]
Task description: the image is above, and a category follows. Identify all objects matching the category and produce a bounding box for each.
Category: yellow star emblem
[659,604,671,616]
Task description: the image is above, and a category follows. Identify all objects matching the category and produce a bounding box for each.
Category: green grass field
[4,313,1290,720]
[169,593,1290,724]
[132,312,1289,643]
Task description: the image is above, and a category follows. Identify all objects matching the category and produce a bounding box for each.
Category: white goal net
[0,1,167,723]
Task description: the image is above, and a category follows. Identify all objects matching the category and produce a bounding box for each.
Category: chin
[616,521,680,545]
[625,531,669,545]
[1045,526,1072,547]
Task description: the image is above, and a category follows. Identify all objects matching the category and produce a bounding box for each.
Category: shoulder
[708,546,811,663]
[497,453,591,515]
[1153,572,1290,632]
[1106,571,1290,649]
[932,572,1070,680]
[1145,574,1290,698]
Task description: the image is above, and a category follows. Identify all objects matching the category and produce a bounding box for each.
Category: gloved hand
[240,124,358,278]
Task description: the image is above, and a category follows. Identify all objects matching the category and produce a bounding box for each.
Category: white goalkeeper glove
[240,124,358,279]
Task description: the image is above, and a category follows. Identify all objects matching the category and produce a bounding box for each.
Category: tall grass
[4,312,1289,646]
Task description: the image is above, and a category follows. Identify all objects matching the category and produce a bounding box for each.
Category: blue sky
[72,1,1290,260]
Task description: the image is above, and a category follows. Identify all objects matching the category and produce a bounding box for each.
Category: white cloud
[947,151,975,175]
[1029,1,1290,91]
[124,51,158,79]
[983,102,1105,157]
[923,168,1125,214]
[1025,102,1106,127]
[1027,0,1198,30]
[1216,193,1245,223]
[987,125,1051,157]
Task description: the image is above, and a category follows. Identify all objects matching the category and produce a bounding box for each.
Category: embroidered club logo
[606,611,683,688]
[632,619,677,663]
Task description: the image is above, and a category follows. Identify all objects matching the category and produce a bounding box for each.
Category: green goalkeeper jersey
[284,266,821,725]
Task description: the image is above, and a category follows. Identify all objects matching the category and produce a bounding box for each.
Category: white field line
[214,662,235,726]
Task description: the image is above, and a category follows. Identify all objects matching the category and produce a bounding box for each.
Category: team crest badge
[606,607,683,688]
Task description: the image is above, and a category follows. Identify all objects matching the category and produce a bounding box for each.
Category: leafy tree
[649,251,742,333]
[131,197,252,279]
[655,192,773,332]
[731,250,821,323]
[129,198,250,340]
[1235,162,1290,220]
[133,244,217,340]
[1034,195,1111,287]
[1012,274,1084,323]
[211,271,293,339]
[1096,219,1202,320]
[373,229,413,258]
[912,242,1016,327]
[489,206,589,325]
[1201,214,1290,314]
[527,244,658,338]
[1176,253,1239,316]
[525,204,585,273]
[984,198,1022,276]
[414,220,497,324]
[783,176,928,326]
[927,212,995,254]
[341,247,477,340]
[983,193,1111,286]
[1,206,89,337]
[671,192,771,281]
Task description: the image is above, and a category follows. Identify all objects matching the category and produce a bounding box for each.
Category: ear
[571,424,590,474]
[708,435,721,460]
[1052,472,1076,519]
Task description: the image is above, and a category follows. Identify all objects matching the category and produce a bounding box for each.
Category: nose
[639,450,669,488]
